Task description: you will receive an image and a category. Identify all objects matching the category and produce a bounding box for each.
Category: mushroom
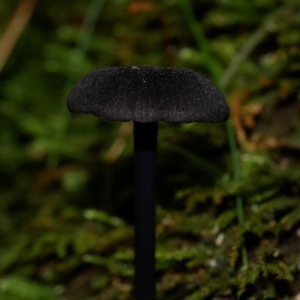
[67,66,229,300]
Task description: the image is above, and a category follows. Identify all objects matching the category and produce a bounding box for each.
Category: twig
[0,0,37,73]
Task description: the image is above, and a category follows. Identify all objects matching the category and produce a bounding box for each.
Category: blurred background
[1,0,300,299]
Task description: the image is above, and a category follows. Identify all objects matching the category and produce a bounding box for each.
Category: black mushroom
[67,65,229,300]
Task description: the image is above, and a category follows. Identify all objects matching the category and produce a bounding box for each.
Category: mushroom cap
[67,66,229,123]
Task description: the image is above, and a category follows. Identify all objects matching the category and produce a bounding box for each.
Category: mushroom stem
[134,121,158,300]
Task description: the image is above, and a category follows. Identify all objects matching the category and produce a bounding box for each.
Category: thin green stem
[179,0,247,266]
[46,0,107,168]
[178,0,220,85]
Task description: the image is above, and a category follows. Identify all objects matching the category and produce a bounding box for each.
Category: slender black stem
[134,121,158,300]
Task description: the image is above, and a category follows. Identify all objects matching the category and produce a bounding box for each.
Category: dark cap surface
[67,66,229,123]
